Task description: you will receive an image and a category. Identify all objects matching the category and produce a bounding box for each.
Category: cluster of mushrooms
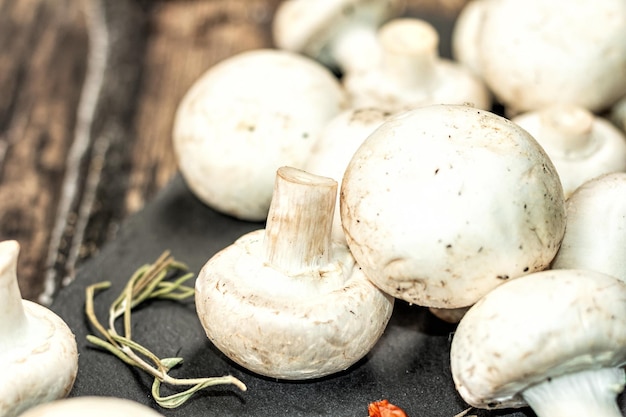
[2,0,626,416]
[179,0,626,416]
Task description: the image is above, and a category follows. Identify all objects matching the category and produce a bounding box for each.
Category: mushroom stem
[264,166,337,275]
[378,19,438,90]
[538,105,594,157]
[0,240,27,343]
[521,368,626,417]
[331,24,381,74]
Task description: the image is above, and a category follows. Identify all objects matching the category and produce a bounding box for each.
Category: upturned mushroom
[450,268,626,416]
[304,107,391,243]
[0,240,78,417]
[18,397,165,417]
[550,172,626,282]
[452,0,626,114]
[343,18,491,113]
[340,104,566,308]
[512,104,626,198]
[194,166,394,380]
[173,49,347,221]
[272,0,405,75]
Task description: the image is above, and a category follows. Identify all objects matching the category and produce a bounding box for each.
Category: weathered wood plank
[55,0,148,290]
[0,0,88,301]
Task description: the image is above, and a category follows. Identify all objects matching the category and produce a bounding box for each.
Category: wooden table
[0,0,467,303]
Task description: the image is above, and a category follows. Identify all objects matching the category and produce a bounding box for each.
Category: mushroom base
[522,368,626,417]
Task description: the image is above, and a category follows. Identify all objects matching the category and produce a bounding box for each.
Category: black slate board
[50,175,625,416]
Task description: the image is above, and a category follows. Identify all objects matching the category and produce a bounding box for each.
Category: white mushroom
[0,240,78,417]
[512,104,626,198]
[343,18,491,113]
[304,107,391,243]
[450,268,626,416]
[456,0,626,114]
[551,172,626,282]
[173,49,347,221]
[272,0,405,75]
[340,104,566,308]
[194,166,394,380]
[18,397,165,417]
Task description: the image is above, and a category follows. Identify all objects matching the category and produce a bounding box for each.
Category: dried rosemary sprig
[85,250,247,409]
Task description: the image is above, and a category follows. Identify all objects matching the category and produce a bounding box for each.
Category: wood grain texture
[0,0,467,303]
[0,0,88,302]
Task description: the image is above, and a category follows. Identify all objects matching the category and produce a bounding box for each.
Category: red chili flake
[368,399,409,417]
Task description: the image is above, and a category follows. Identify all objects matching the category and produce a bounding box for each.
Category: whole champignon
[195,166,394,380]
[340,104,566,308]
[173,49,346,221]
[551,172,626,282]
[450,269,626,415]
[304,107,391,243]
[512,104,626,198]
[453,0,626,115]
[272,0,405,75]
[343,18,491,113]
[0,240,78,417]
[19,397,165,417]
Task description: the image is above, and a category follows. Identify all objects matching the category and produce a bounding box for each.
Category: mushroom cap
[272,0,405,70]
[305,108,391,179]
[340,104,566,308]
[173,49,346,221]
[194,229,394,380]
[304,107,391,243]
[450,269,626,409]
[18,397,165,417]
[476,0,626,113]
[428,306,470,324]
[551,172,626,282]
[451,0,490,78]
[512,105,626,198]
[2,301,78,417]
